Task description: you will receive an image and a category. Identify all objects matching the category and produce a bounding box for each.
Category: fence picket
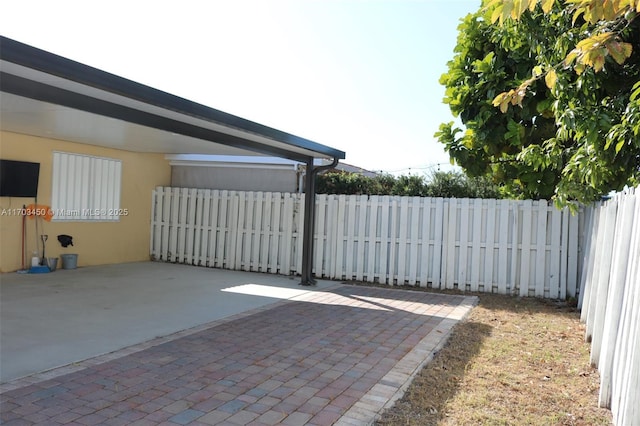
[324,194,337,277]
[379,196,391,284]
[355,195,368,281]
[167,188,180,262]
[282,193,294,275]
[550,207,562,299]
[535,200,548,297]
[389,197,400,284]
[567,211,580,298]
[470,199,483,292]
[456,199,469,290]
[366,196,379,282]
[230,192,242,270]
[498,200,510,294]
[407,197,420,286]
[270,193,281,273]
[519,200,533,297]
[444,200,457,289]
[484,199,497,292]
[397,197,409,284]
[589,203,619,367]
[418,198,430,287]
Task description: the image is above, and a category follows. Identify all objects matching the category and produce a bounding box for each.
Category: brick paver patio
[0,284,476,425]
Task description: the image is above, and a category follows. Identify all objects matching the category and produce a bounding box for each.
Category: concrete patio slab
[0,262,337,383]
[0,262,477,425]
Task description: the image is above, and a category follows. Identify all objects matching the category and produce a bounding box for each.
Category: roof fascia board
[0,36,345,161]
[0,72,313,163]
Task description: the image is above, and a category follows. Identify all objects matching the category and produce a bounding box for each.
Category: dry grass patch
[376,291,612,425]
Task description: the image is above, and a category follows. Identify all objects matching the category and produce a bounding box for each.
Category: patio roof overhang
[0,35,345,284]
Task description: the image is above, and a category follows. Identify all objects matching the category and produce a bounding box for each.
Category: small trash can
[47,257,58,271]
[60,254,78,270]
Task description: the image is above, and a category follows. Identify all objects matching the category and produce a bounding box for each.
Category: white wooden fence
[579,187,639,426]
[150,187,587,298]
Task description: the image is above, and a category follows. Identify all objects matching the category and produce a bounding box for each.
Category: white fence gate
[579,187,639,426]
[150,187,587,299]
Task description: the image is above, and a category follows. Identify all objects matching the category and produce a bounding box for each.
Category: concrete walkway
[1,263,476,425]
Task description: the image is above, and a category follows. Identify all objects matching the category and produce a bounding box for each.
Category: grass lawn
[375,290,613,425]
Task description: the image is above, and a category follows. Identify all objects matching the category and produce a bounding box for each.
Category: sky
[1,0,481,175]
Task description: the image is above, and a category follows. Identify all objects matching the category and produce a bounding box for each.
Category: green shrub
[316,171,503,199]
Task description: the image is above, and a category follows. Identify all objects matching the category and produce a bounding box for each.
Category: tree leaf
[606,40,633,65]
[502,0,515,23]
[533,65,544,77]
[631,81,640,101]
[545,69,558,89]
[541,0,555,13]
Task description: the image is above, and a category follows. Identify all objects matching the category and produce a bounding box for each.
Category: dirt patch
[375,290,612,425]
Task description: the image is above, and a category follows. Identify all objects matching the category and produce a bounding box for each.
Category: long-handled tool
[40,234,48,266]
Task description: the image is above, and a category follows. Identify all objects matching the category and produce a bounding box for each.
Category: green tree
[437,0,640,206]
